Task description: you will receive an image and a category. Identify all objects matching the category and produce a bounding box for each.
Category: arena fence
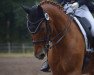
[0,43,34,53]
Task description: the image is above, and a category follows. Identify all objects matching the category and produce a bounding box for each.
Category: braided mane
[40,0,63,11]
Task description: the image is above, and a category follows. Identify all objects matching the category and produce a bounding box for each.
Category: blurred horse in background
[23,0,94,75]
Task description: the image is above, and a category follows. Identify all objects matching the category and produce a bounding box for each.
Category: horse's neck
[50,12,69,38]
[44,5,70,37]
[49,12,71,49]
[42,4,74,45]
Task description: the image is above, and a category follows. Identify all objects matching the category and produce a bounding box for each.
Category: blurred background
[0,0,93,55]
[0,0,41,54]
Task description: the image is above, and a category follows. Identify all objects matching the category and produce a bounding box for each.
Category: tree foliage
[0,0,39,43]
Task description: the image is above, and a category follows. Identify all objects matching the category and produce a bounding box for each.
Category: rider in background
[41,0,94,72]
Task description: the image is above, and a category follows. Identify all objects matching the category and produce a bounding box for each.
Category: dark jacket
[57,0,94,12]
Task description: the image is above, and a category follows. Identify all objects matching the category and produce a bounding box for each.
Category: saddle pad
[73,16,93,52]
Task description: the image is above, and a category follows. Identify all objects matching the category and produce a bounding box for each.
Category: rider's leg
[40,60,50,72]
[75,5,94,37]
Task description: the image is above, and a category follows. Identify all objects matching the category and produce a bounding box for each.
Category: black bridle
[27,14,51,50]
[27,13,71,51]
[27,17,45,34]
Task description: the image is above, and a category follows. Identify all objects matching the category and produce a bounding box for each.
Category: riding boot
[40,60,50,72]
[92,37,94,50]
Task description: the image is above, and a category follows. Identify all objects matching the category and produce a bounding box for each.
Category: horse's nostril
[40,54,45,58]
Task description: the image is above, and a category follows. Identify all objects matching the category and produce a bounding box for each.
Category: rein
[49,15,71,48]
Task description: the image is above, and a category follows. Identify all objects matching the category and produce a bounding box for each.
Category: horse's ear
[38,5,44,13]
[21,5,31,14]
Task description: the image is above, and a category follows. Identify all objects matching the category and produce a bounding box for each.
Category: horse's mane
[40,0,63,11]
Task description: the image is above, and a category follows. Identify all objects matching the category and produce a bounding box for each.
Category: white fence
[0,43,34,53]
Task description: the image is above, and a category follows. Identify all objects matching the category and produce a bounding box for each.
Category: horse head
[22,1,70,60]
[22,5,52,60]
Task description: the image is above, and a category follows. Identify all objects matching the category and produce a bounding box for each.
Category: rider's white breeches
[75,5,94,37]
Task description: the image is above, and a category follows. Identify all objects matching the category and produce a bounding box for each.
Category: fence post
[22,43,25,54]
[8,42,11,54]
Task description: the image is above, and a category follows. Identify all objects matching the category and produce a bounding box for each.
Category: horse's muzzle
[35,48,46,60]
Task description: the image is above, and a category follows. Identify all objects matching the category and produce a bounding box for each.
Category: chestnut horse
[23,1,94,75]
